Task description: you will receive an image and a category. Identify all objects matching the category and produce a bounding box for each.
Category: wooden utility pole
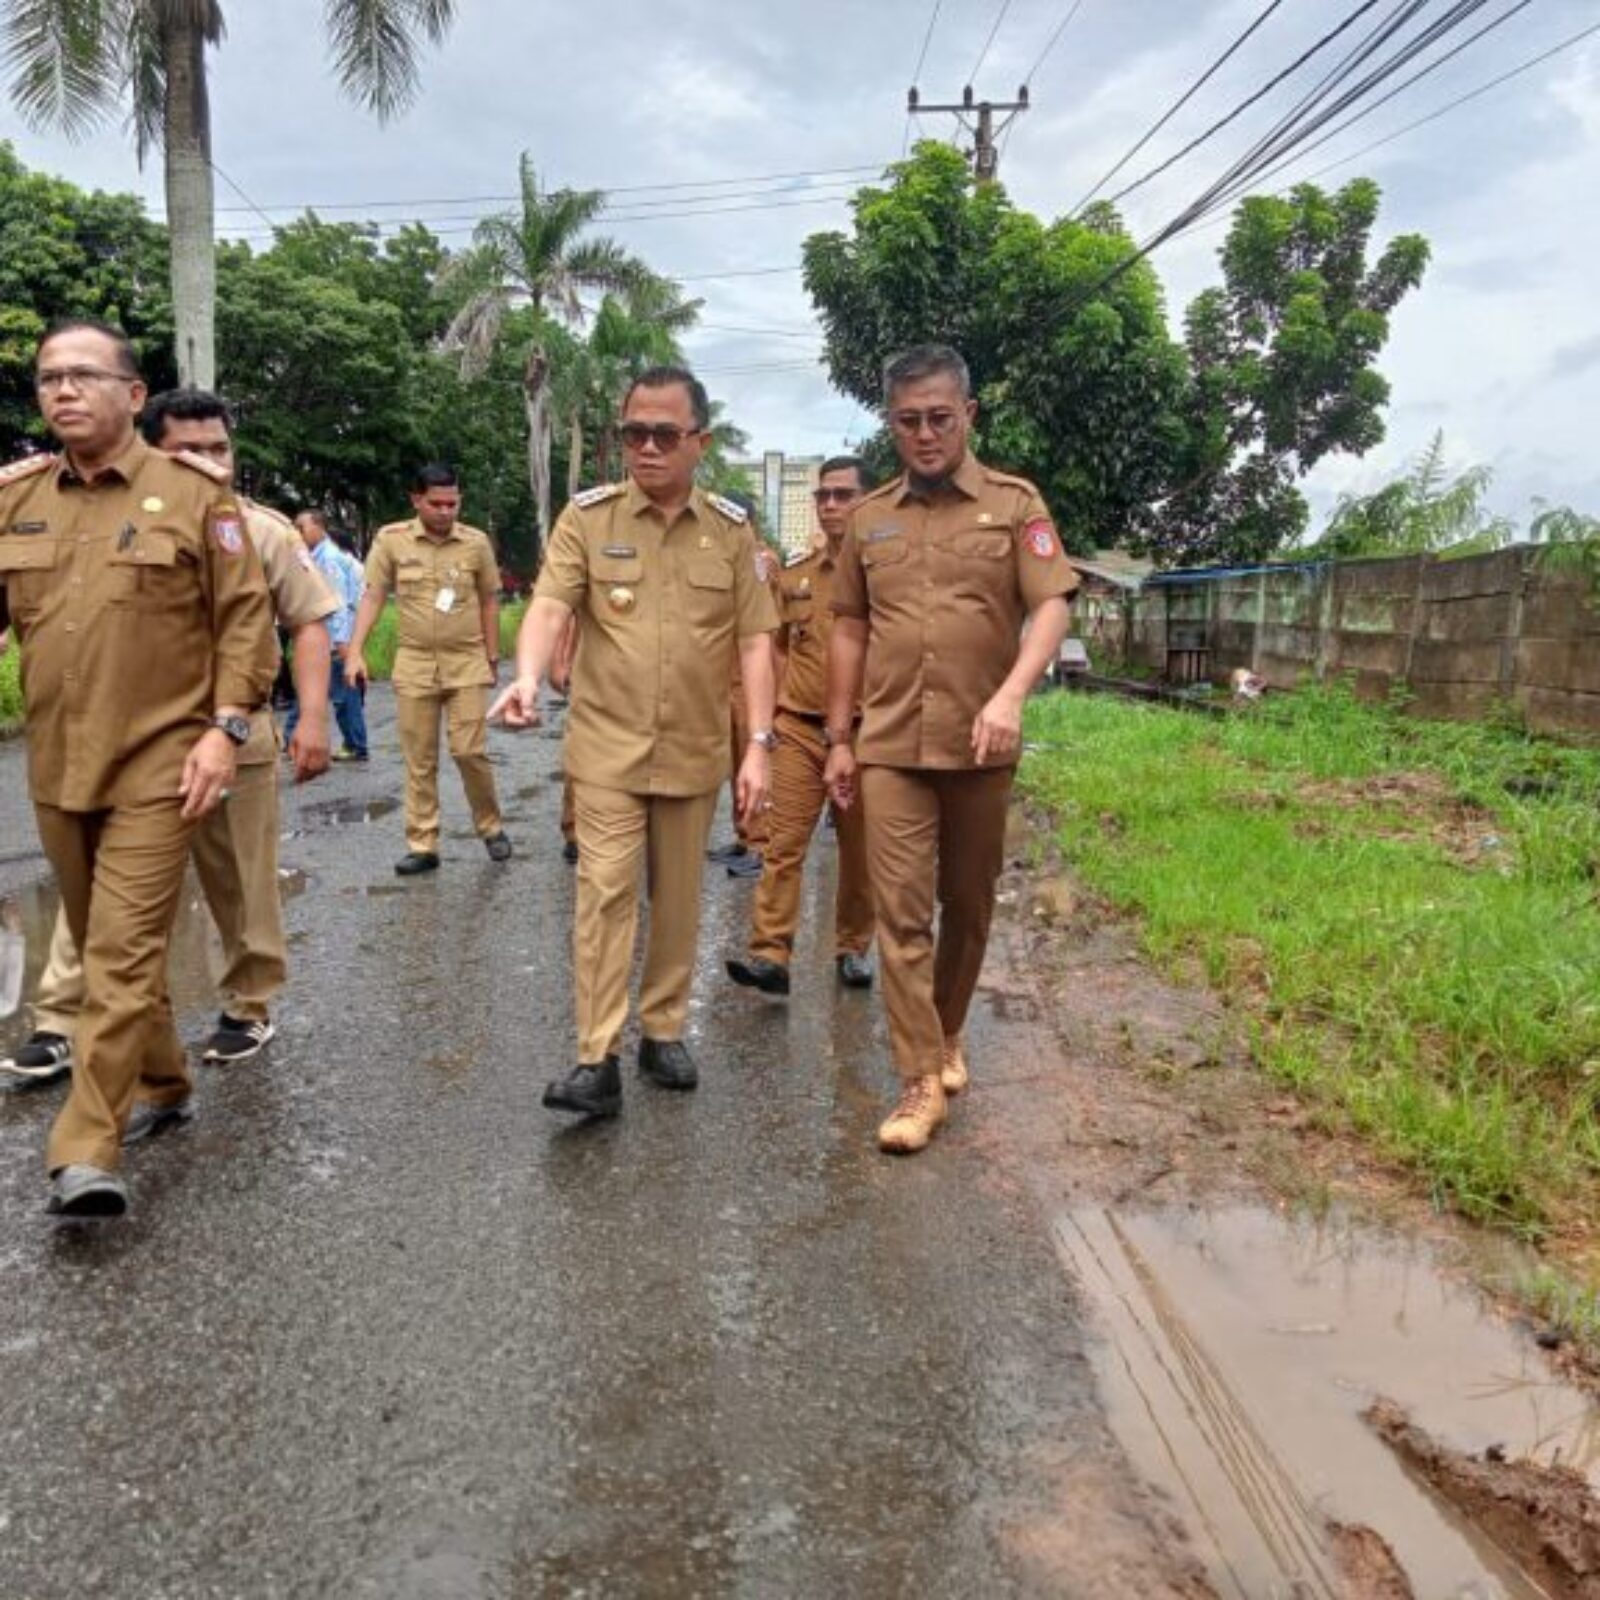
[907,84,1028,182]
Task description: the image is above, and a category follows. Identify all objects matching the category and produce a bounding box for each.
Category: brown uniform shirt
[0,437,278,810]
[239,498,338,766]
[536,482,779,797]
[832,452,1079,770]
[364,518,498,691]
[775,543,853,718]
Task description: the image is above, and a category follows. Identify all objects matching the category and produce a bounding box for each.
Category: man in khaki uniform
[727,456,877,996]
[825,345,1076,1155]
[348,464,512,875]
[0,319,276,1216]
[491,365,777,1116]
[6,390,337,1084]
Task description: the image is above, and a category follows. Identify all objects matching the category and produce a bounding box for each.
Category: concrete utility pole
[907,84,1029,182]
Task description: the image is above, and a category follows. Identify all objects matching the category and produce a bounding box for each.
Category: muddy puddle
[0,867,307,1063]
[284,794,400,832]
[1058,1204,1599,1598]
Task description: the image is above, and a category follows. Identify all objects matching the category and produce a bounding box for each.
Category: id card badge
[435,586,457,614]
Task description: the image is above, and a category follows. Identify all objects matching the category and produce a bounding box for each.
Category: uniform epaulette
[243,496,294,531]
[783,547,815,569]
[375,520,410,538]
[0,451,55,488]
[855,478,901,507]
[172,449,230,483]
[981,466,1041,492]
[706,492,749,524]
[572,483,625,510]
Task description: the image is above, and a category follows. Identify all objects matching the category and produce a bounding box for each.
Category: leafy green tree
[0,141,172,451]
[2,0,457,388]
[441,155,648,565]
[1155,180,1430,565]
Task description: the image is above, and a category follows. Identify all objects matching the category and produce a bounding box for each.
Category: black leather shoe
[725,850,763,880]
[484,831,514,862]
[726,956,791,996]
[836,952,875,989]
[395,851,441,877]
[562,839,579,865]
[705,840,747,865]
[543,1056,621,1117]
[639,1038,698,1091]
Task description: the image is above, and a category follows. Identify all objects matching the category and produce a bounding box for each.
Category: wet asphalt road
[0,688,1174,1600]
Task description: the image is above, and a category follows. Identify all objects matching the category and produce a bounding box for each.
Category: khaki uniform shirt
[536,482,779,797]
[775,543,851,718]
[832,453,1079,770]
[729,546,780,704]
[0,437,278,810]
[364,518,498,691]
[239,498,337,766]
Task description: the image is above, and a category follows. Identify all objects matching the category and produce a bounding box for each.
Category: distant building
[730,451,827,555]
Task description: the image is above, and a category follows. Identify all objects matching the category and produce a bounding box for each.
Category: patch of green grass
[0,647,19,735]
[1022,683,1600,1235]
[358,599,526,682]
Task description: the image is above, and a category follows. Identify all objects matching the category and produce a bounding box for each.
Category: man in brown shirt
[826,345,1076,1155]
[0,319,277,1216]
[348,464,512,874]
[12,389,338,1084]
[491,365,778,1116]
[727,456,877,996]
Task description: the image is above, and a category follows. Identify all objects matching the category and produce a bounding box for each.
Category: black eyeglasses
[889,408,962,438]
[620,422,702,453]
[813,487,857,506]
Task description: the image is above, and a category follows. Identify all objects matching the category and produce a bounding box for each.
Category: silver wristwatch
[748,729,778,752]
[211,713,251,746]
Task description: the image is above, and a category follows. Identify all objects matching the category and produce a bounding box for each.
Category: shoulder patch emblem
[212,510,245,555]
[1023,517,1059,559]
[173,449,230,483]
[573,483,625,510]
[707,492,749,524]
[0,452,55,488]
[754,548,778,583]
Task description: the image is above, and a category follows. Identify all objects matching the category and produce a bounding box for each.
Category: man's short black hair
[140,388,233,444]
[37,317,141,379]
[296,507,328,529]
[819,454,875,491]
[624,365,711,432]
[882,344,971,407]
[411,463,459,493]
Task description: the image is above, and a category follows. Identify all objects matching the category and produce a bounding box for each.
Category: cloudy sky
[3,0,1596,528]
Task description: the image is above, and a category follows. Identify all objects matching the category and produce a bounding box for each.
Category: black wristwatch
[211,713,251,746]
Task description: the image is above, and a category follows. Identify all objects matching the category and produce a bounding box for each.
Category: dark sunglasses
[813,487,857,505]
[620,422,701,452]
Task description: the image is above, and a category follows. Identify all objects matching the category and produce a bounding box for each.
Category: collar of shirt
[891,450,984,507]
[409,518,466,545]
[55,432,150,490]
[623,479,708,531]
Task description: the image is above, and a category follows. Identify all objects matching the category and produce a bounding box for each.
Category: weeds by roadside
[1021,683,1600,1238]
[0,649,18,736]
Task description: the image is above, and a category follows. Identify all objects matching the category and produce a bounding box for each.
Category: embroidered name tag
[602,545,638,558]
[864,525,902,544]
[8,521,47,535]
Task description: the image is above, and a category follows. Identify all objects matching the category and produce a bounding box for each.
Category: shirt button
[64,622,76,633]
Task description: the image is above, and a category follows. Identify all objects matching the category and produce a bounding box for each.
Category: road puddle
[1057,1204,1597,1599]
[286,795,400,830]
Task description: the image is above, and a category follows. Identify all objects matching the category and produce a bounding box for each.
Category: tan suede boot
[878,1074,948,1154]
[940,1036,969,1096]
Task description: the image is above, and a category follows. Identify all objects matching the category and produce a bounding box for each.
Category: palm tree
[441,156,649,565]
[2,0,456,387]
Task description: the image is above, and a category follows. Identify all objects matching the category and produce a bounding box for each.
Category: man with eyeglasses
[825,345,1077,1155]
[727,455,878,998]
[347,463,513,875]
[0,319,277,1216]
[491,365,778,1117]
[9,387,337,1088]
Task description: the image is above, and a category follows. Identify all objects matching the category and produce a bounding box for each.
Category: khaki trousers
[750,710,874,964]
[34,797,196,1174]
[860,765,1015,1084]
[729,693,769,850]
[572,782,718,1063]
[395,684,502,854]
[32,757,288,1032]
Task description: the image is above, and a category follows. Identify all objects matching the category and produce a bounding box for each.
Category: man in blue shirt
[291,509,368,761]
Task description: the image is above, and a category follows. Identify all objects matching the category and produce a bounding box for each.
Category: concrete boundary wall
[1122,545,1599,739]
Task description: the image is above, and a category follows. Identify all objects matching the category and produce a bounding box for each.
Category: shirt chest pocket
[936,530,1013,595]
[590,552,644,618]
[0,536,59,622]
[107,531,193,609]
[684,556,733,626]
[396,559,429,593]
[860,536,911,597]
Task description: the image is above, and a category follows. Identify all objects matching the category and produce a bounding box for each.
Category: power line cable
[1024,0,1090,86]
[1072,0,1293,213]
[904,0,946,155]
[970,0,1017,85]
[208,160,278,232]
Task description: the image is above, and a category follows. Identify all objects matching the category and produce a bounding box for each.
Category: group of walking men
[0,316,1075,1220]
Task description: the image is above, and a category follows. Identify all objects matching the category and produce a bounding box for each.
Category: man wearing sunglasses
[491,366,778,1117]
[0,319,276,1216]
[825,345,1077,1156]
[727,455,878,998]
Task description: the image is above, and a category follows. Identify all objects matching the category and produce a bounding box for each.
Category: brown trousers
[34,755,288,1031]
[572,782,718,1063]
[34,796,197,1173]
[749,710,873,964]
[860,765,1015,1083]
[395,684,502,854]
